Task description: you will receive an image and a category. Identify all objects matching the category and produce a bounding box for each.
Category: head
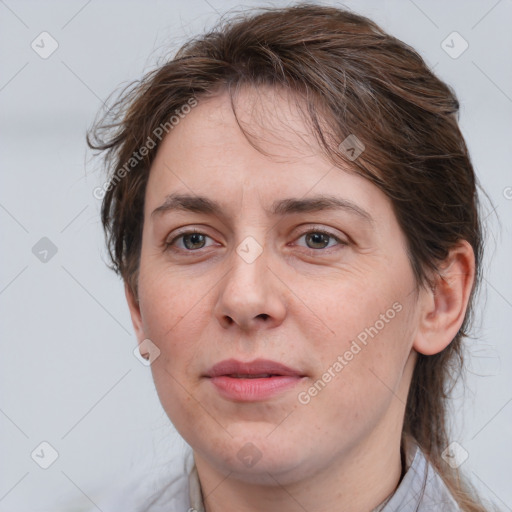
[89,4,484,510]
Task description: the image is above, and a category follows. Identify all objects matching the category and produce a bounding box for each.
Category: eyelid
[164,225,348,252]
[292,225,347,244]
[165,228,217,250]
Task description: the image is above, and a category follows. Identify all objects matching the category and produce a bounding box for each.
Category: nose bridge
[227,236,270,304]
[214,234,286,330]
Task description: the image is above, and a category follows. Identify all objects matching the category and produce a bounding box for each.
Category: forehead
[171,85,324,161]
[145,86,391,224]
[148,86,327,187]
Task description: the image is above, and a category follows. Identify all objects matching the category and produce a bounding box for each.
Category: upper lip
[205,358,304,378]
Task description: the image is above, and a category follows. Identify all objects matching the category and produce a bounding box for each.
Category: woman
[88,4,491,511]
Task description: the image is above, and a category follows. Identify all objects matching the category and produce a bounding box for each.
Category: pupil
[307,232,329,249]
[185,233,205,249]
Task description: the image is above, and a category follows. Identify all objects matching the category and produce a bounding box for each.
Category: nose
[213,243,287,331]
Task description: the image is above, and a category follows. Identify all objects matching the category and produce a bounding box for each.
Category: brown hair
[88,4,489,510]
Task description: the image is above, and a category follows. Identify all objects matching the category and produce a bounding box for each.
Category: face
[128,86,423,485]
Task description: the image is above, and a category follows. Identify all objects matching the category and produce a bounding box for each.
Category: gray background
[1,0,511,510]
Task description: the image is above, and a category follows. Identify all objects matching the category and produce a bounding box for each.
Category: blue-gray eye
[181,233,207,250]
[298,231,341,250]
[166,231,215,251]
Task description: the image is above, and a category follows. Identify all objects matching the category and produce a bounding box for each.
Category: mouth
[224,373,282,378]
[205,358,304,378]
[204,359,306,402]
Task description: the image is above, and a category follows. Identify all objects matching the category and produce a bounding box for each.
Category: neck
[194,430,403,512]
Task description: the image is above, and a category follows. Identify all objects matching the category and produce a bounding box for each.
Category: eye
[295,229,345,250]
[166,231,216,251]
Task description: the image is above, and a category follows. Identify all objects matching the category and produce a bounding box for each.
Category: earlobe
[413,241,475,356]
[124,281,146,342]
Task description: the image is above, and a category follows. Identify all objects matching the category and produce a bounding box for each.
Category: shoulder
[86,451,194,512]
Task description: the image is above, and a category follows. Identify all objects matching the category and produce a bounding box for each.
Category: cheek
[300,277,414,428]
[138,272,214,439]
[136,266,217,395]
[138,259,204,339]
[137,249,220,365]
[303,270,402,356]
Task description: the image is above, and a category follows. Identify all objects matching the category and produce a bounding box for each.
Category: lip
[205,358,305,402]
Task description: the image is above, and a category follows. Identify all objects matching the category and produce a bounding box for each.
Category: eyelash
[164,227,347,253]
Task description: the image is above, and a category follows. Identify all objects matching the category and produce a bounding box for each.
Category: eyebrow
[151,193,374,225]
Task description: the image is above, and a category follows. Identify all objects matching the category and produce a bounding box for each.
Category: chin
[200,431,315,484]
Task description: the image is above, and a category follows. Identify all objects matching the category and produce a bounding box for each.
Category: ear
[124,281,146,343]
[413,240,476,356]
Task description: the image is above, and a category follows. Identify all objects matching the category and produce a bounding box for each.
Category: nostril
[220,313,271,329]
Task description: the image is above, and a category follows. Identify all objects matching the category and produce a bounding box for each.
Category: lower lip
[209,375,303,401]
